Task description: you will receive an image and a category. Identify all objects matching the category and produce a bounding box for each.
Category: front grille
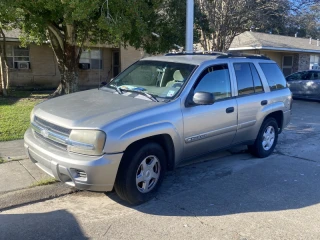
[34,116,71,136]
[33,116,71,150]
[34,131,67,150]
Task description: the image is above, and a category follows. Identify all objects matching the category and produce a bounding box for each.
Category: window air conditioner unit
[79,63,90,70]
[17,62,29,69]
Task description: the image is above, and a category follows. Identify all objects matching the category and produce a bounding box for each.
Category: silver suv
[24,53,292,204]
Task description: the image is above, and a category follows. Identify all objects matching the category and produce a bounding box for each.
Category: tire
[114,142,166,205]
[248,118,278,158]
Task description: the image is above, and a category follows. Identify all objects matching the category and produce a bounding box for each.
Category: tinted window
[303,71,313,80]
[234,63,254,95]
[250,63,264,93]
[194,64,231,100]
[286,72,303,81]
[260,63,287,90]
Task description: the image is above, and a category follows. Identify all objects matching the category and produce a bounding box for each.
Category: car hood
[33,89,161,129]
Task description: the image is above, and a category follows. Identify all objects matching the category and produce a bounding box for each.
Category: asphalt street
[1,99,320,240]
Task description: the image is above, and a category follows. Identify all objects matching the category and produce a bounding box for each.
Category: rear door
[231,62,266,144]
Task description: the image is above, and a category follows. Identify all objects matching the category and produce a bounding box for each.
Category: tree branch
[48,23,64,52]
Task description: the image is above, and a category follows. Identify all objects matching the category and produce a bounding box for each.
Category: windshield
[105,60,196,100]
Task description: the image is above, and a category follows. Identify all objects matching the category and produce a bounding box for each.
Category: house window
[6,45,30,69]
[79,49,102,70]
[310,55,320,69]
[282,56,293,76]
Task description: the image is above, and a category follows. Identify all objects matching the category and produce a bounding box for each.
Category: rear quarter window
[259,63,287,91]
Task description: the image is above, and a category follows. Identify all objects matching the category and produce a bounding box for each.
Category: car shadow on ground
[0,210,87,239]
[106,148,320,217]
[105,100,320,217]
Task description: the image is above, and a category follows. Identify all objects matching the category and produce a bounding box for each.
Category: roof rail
[217,52,270,60]
[165,51,270,60]
[165,51,228,56]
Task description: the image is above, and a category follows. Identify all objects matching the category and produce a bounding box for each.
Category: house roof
[1,29,20,41]
[229,31,320,54]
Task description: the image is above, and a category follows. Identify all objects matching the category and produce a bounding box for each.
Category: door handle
[261,100,268,106]
[226,107,234,113]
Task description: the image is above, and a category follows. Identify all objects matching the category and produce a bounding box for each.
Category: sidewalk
[0,140,77,211]
[0,139,26,160]
[0,140,52,193]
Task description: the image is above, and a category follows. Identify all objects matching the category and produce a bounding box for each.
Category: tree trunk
[0,28,8,96]
[0,55,7,96]
[47,23,80,97]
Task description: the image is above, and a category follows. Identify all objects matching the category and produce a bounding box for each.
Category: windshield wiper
[115,86,123,95]
[118,88,159,102]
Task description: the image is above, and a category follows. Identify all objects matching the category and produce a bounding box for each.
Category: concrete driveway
[1,100,320,240]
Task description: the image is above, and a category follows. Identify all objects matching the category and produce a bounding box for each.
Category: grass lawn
[0,91,49,142]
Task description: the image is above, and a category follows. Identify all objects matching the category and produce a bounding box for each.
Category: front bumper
[24,128,123,192]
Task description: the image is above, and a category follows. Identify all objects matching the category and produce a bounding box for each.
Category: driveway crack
[274,151,316,162]
[18,160,37,181]
[156,197,215,228]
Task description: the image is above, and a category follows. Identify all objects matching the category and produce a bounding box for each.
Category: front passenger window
[194,64,231,101]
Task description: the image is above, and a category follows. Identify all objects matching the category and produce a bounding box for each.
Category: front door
[286,71,305,97]
[182,64,238,159]
[301,71,320,99]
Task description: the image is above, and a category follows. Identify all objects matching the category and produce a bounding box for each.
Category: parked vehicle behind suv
[286,70,320,100]
[24,53,292,204]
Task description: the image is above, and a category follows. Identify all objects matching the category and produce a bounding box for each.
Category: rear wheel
[248,118,278,158]
[114,142,166,205]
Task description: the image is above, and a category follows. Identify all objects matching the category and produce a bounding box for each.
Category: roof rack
[165,51,228,56]
[217,52,270,60]
[165,51,270,60]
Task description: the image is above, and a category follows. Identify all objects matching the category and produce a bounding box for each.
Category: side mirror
[193,92,215,105]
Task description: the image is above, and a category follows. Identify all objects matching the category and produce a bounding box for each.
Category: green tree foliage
[7,0,199,95]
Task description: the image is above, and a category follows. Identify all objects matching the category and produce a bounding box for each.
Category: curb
[1,155,28,162]
[0,183,78,212]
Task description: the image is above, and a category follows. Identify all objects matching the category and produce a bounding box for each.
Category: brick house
[1,29,144,89]
[229,31,320,76]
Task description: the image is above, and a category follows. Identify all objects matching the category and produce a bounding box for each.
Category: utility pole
[185,0,194,53]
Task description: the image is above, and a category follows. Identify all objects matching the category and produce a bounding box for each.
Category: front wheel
[114,142,166,205]
[248,118,279,158]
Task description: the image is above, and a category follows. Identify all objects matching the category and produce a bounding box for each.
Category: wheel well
[265,111,283,133]
[124,134,175,171]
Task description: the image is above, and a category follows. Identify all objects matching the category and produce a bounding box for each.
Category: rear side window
[234,63,264,96]
[259,63,287,91]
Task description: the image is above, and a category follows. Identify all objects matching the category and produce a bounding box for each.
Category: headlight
[67,130,106,156]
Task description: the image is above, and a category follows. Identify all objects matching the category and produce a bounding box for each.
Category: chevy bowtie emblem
[41,129,49,138]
